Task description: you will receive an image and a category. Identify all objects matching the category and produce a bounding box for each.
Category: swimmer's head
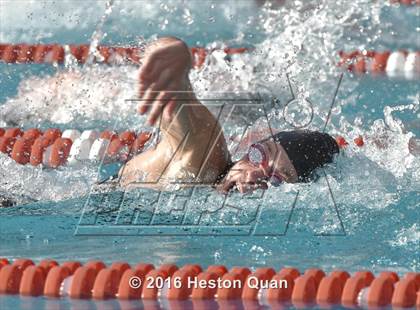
[218,130,339,193]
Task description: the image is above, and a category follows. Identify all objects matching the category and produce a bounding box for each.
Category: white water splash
[0,0,418,213]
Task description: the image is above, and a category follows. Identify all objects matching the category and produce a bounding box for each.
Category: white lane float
[67,130,100,164]
[386,51,407,77]
[61,129,81,141]
[339,50,420,78]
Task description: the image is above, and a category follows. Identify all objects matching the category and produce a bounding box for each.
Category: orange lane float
[341,270,375,306]
[0,127,393,167]
[191,271,220,299]
[241,267,276,300]
[29,137,51,166]
[68,266,98,299]
[392,278,418,308]
[106,130,137,161]
[19,266,46,297]
[49,137,73,168]
[0,258,417,308]
[0,265,24,294]
[0,127,152,167]
[0,43,249,67]
[11,138,34,164]
[265,273,296,302]
[61,261,82,275]
[43,266,71,297]
[38,259,59,275]
[1,43,419,77]
[338,50,420,77]
[390,0,420,4]
[117,268,146,300]
[316,270,350,305]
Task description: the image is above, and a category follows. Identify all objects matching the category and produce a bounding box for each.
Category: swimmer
[118,37,340,193]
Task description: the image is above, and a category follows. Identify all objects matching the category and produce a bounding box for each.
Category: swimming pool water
[0,0,419,309]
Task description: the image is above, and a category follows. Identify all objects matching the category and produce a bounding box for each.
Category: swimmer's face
[218,140,288,194]
[218,158,268,194]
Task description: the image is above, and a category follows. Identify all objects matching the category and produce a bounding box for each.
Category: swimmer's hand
[217,159,268,194]
[138,37,192,126]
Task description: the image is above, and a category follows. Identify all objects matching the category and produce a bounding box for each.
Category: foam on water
[0,1,419,243]
[1,66,140,127]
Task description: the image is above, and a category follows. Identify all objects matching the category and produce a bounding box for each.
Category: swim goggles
[247,143,283,186]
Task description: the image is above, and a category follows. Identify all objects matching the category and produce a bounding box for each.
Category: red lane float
[0,258,417,308]
[43,266,71,297]
[1,127,399,167]
[341,270,375,306]
[316,270,350,305]
[0,128,24,155]
[336,135,365,149]
[19,266,46,296]
[49,138,73,168]
[10,129,43,164]
[390,0,420,4]
[92,268,120,299]
[0,265,24,294]
[0,127,152,167]
[117,268,146,300]
[69,266,98,299]
[61,261,82,275]
[392,278,417,308]
[0,43,249,67]
[11,138,33,164]
[1,43,420,77]
[338,50,420,77]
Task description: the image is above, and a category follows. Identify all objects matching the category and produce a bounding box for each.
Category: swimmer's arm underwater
[119,37,231,188]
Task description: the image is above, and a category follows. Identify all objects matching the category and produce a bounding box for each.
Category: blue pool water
[0,1,419,309]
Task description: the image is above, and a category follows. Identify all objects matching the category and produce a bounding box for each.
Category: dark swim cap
[271,130,339,181]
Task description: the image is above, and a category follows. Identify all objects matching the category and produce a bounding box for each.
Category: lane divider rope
[338,50,420,77]
[390,0,420,4]
[0,258,418,308]
[1,43,419,78]
[0,43,248,68]
[0,127,152,167]
[1,127,370,168]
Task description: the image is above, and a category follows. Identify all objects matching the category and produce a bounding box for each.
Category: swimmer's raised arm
[137,37,216,146]
[120,37,231,187]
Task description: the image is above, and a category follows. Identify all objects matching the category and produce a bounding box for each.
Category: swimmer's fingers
[147,81,179,125]
[254,182,268,191]
[217,177,235,193]
[237,182,267,194]
[218,171,244,193]
[139,48,165,83]
[163,84,193,120]
[217,181,234,194]
[138,69,172,115]
[237,182,249,194]
[138,84,157,115]
[138,80,150,97]
[147,91,174,126]
[159,81,188,121]
[164,100,177,120]
[138,64,160,96]
[138,45,175,96]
